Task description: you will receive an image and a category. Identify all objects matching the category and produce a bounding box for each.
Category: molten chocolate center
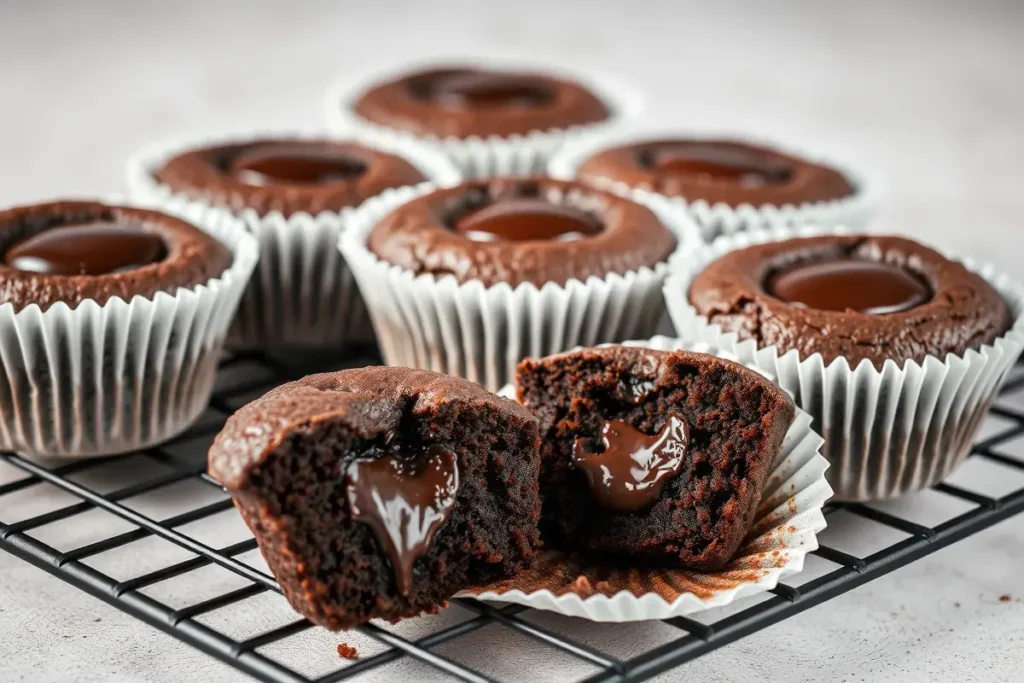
[4,221,168,276]
[638,142,792,187]
[454,198,603,242]
[766,258,931,314]
[229,143,368,186]
[571,414,690,512]
[345,444,459,596]
[413,70,553,110]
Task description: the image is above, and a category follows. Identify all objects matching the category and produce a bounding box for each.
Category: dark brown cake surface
[577,139,854,208]
[368,177,676,286]
[352,66,610,138]
[687,234,1012,369]
[209,367,542,630]
[154,139,426,217]
[515,346,794,571]
[0,200,232,312]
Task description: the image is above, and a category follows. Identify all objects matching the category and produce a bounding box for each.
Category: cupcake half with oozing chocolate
[208,366,541,629]
[325,61,641,178]
[549,128,881,240]
[340,176,699,391]
[517,344,795,570]
[0,200,257,459]
[666,226,1024,500]
[457,336,830,623]
[126,132,459,350]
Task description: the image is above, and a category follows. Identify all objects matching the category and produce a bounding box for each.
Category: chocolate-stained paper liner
[0,201,258,460]
[664,226,1024,501]
[339,186,701,392]
[548,126,883,242]
[125,129,460,350]
[458,337,831,622]
[323,58,643,179]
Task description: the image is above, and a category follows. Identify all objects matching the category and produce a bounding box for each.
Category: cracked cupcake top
[687,234,1011,368]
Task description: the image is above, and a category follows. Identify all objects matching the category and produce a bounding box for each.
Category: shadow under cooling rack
[3,351,1024,682]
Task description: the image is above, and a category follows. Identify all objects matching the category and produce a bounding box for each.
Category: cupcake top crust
[352,66,610,138]
[153,139,427,217]
[366,177,677,287]
[687,234,1012,368]
[577,139,854,208]
[0,201,232,312]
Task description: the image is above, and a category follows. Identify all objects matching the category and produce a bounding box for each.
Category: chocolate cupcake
[0,200,257,459]
[326,61,640,178]
[208,367,541,629]
[459,336,832,623]
[126,131,459,350]
[666,226,1024,500]
[340,177,698,391]
[516,345,795,570]
[550,128,881,240]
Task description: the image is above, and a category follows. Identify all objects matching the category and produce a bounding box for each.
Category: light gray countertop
[1,1,1023,681]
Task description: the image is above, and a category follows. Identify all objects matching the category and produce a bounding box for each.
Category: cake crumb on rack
[337,643,359,660]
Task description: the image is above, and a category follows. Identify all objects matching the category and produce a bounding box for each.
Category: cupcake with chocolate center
[127,133,458,350]
[327,62,640,178]
[687,234,1010,369]
[0,200,256,459]
[550,130,880,240]
[666,227,1024,500]
[341,177,695,391]
[368,177,675,286]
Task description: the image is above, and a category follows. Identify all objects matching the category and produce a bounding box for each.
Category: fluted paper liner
[664,226,1024,501]
[339,185,701,392]
[458,337,831,622]
[125,129,460,350]
[0,201,258,460]
[548,126,883,242]
[323,58,643,179]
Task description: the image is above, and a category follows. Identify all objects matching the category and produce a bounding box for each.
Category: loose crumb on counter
[999,594,1012,603]
[337,643,359,660]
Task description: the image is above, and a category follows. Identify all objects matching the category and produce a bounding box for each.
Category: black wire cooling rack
[3,351,1024,683]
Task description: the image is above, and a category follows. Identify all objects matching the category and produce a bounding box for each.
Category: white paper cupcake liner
[457,336,831,622]
[0,201,258,460]
[338,184,701,392]
[125,129,460,350]
[664,226,1024,501]
[323,58,644,179]
[548,125,884,242]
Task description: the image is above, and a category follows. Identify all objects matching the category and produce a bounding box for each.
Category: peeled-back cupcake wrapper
[457,336,832,622]
[547,126,884,242]
[125,129,461,350]
[0,203,258,460]
[339,184,701,393]
[323,59,644,179]
[663,225,1024,501]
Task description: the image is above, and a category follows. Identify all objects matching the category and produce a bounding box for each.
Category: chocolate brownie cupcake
[687,234,1011,369]
[0,200,257,458]
[515,345,795,570]
[0,201,231,310]
[127,132,458,350]
[208,367,541,629]
[367,177,676,286]
[152,139,428,216]
[341,177,695,391]
[352,67,610,138]
[549,129,880,240]
[326,61,640,177]
[666,227,1024,500]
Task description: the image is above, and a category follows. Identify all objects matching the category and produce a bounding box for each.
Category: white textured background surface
[2,1,1024,681]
